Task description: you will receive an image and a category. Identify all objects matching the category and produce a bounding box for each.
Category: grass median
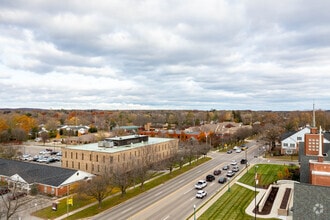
[33,157,211,220]
[196,164,295,220]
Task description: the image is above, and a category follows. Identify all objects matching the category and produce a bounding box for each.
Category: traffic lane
[129,164,230,220]
[93,156,226,220]
[94,152,247,220]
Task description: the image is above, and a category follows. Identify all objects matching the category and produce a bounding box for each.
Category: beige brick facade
[61,135,179,175]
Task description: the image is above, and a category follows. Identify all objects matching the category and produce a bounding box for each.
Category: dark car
[8,191,27,200]
[213,169,221,175]
[227,150,233,154]
[206,174,215,182]
[240,159,248,164]
[218,177,227,184]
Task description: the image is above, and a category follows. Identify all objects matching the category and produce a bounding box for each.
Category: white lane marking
[178,179,185,183]
[121,207,132,213]
[163,215,170,220]
[184,188,193,194]
[197,170,202,173]
[154,191,163,197]
[190,197,195,201]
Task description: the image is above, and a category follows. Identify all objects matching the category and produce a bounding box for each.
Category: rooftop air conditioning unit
[98,141,105,147]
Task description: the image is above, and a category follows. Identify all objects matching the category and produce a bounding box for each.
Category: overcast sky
[1,0,330,111]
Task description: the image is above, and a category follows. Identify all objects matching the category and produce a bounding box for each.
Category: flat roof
[106,134,147,141]
[64,137,176,153]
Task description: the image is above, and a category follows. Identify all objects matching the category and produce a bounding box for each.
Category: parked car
[196,190,207,199]
[206,174,215,182]
[195,180,207,189]
[227,150,233,154]
[0,187,10,195]
[8,191,27,200]
[46,157,56,164]
[213,169,221,175]
[235,148,242,153]
[230,160,237,165]
[222,165,229,170]
[232,166,239,172]
[240,159,248,164]
[218,177,227,184]
[226,170,235,177]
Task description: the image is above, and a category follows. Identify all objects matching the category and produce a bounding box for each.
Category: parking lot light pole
[194,204,196,220]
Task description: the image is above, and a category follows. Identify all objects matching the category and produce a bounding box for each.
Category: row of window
[64,142,176,164]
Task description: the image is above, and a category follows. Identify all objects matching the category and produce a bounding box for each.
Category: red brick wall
[310,162,330,186]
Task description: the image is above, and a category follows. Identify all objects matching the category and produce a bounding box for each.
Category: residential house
[280,127,311,155]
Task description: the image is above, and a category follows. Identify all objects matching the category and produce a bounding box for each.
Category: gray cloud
[0,0,330,111]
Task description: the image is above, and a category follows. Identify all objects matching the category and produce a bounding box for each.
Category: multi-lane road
[92,141,263,220]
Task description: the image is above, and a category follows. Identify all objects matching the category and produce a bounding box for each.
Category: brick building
[61,135,178,175]
[0,158,93,197]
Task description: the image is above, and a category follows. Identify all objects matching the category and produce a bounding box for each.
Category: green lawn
[197,164,294,220]
[239,164,296,187]
[33,157,211,219]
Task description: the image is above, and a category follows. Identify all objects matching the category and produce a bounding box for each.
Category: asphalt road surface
[92,141,262,220]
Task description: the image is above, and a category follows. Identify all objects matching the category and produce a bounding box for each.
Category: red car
[213,169,221,175]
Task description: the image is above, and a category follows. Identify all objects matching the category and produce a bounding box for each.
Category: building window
[103,156,105,163]
[65,152,67,158]
[90,154,92,161]
[82,153,84,160]
[66,161,68,167]
[76,153,78,159]
[97,165,100,172]
[96,155,98,162]
[297,137,302,141]
[290,144,295,148]
[86,163,88,170]
[283,143,288,147]
[110,156,113,163]
[92,164,94,171]
[72,161,74,168]
[78,162,80,169]
[70,152,73,159]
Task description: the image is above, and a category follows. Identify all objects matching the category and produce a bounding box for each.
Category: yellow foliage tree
[13,115,37,134]
[0,118,9,132]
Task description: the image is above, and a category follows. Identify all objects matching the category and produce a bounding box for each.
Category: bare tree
[40,131,49,145]
[111,166,133,197]
[0,145,19,159]
[11,128,26,143]
[0,182,32,220]
[131,146,157,190]
[76,175,112,208]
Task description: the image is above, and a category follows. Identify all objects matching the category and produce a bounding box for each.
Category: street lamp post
[194,204,196,220]
[227,178,231,192]
[245,148,248,173]
[254,166,258,220]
